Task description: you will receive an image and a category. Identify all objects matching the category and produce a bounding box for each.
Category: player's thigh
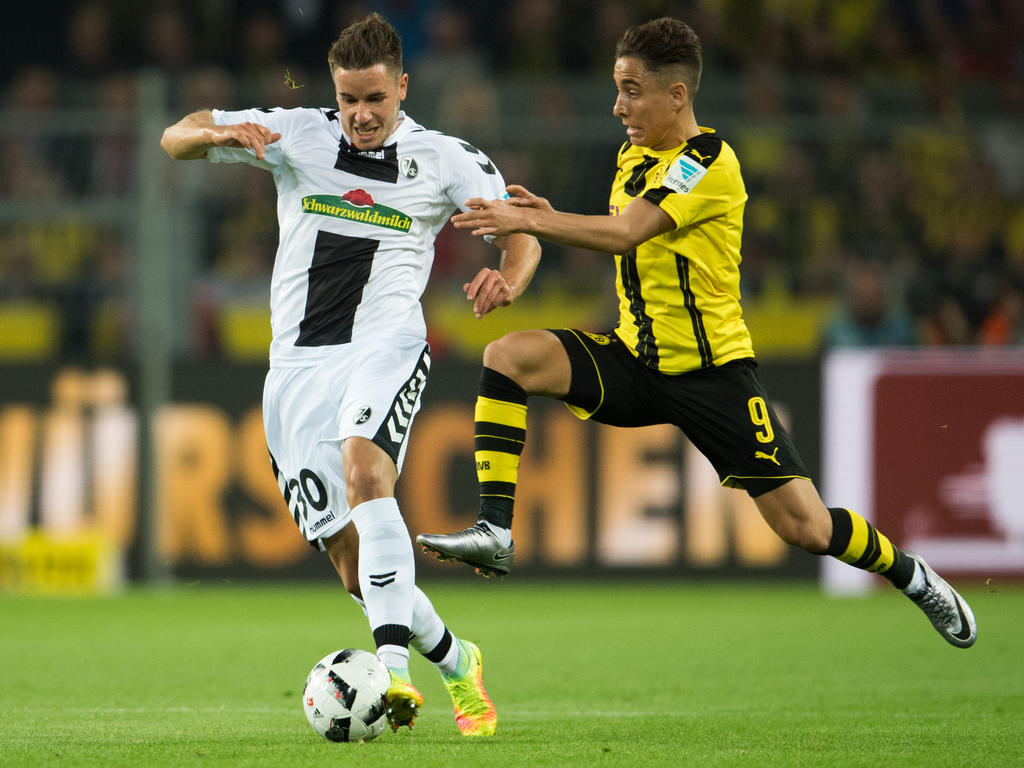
[549,329,664,427]
[341,436,398,507]
[483,328,571,397]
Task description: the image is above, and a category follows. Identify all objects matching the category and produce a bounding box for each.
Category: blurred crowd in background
[1,0,1023,364]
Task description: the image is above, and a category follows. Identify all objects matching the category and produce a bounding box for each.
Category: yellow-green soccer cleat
[442,640,497,736]
[384,673,423,731]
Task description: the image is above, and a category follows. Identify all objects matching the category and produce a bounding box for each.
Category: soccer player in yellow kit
[418,17,976,649]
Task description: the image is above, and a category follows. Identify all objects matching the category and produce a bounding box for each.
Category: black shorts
[550,328,811,497]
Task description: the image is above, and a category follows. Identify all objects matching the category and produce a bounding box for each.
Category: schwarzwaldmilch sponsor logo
[301,191,412,232]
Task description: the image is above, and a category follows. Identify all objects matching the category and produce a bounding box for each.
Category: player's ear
[398,72,409,101]
[670,80,688,110]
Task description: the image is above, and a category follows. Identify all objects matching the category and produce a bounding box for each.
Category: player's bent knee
[482,330,568,396]
[482,333,529,376]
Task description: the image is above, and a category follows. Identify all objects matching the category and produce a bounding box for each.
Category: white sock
[351,584,460,675]
[481,519,513,548]
[409,588,461,675]
[351,497,414,672]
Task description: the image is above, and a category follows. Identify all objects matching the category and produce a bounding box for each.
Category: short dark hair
[615,17,702,95]
[327,12,403,75]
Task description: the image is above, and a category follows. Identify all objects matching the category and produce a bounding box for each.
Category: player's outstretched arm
[160,110,282,161]
[464,232,541,319]
[453,184,673,256]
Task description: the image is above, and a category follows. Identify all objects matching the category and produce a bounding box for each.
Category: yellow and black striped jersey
[609,127,754,374]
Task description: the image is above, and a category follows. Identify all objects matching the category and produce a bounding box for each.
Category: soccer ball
[302,649,391,742]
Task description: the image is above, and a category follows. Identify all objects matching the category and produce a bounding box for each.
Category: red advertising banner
[822,350,1024,593]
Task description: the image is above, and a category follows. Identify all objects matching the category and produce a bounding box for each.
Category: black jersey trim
[623,155,660,197]
[643,187,671,206]
[681,132,723,169]
[372,344,430,464]
[335,138,399,183]
[620,250,658,367]
[675,253,713,368]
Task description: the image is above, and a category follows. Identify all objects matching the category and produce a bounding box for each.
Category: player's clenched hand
[464,267,514,318]
[211,122,282,160]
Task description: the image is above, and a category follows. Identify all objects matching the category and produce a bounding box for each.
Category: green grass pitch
[1,579,1021,767]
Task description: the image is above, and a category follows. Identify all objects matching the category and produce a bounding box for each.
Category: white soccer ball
[302,649,391,742]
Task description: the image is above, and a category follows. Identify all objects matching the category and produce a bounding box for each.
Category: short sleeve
[644,153,738,229]
[206,107,292,170]
[442,139,509,213]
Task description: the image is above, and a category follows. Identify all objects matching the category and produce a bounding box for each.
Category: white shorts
[263,334,430,547]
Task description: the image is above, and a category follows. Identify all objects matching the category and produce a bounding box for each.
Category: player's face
[612,57,684,151]
[333,64,408,150]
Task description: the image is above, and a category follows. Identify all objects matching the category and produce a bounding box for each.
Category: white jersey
[207,108,508,367]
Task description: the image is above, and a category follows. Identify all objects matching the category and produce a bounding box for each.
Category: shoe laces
[915,580,958,628]
[444,661,490,715]
[446,676,491,717]
[469,522,493,537]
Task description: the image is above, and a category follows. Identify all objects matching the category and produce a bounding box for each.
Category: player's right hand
[212,122,282,160]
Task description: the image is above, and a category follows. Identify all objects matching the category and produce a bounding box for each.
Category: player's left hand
[464,267,514,318]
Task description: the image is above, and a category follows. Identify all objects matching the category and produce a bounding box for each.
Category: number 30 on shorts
[287,468,329,517]
[747,396,775,444]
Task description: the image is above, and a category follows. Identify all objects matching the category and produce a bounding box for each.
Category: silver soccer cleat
[417,522,514,578]
[905,552,977,648]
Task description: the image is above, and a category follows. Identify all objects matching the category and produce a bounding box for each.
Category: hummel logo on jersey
[369,570,397,587]
[353,406,372,424]
[755,447,781,465]
[355,147,386,160]
[458,141,496,174]
[400,156,419,178]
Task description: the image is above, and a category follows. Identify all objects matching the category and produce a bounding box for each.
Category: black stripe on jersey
[643,187,671,206]
[681,132,723,169]
[296,231,379,346]
[335,138,399,183]
[624,155,660,197]
[675,254,713,368]
[620,249,659,367]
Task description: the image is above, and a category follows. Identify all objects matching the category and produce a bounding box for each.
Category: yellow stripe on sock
[869,533,896,573]
[475,396,527,431]
[840,512,870,565]
[475,449,521,483]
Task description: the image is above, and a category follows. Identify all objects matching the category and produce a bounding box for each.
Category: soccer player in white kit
[160,13,541,736]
